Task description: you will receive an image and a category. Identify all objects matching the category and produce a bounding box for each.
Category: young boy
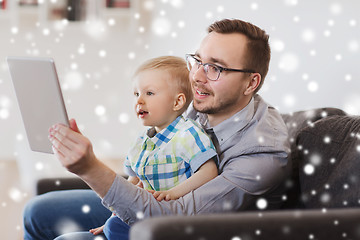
[90,56,218,236]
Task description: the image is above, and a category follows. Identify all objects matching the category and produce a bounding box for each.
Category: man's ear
[173,93,186,111]
[244,73,261,96]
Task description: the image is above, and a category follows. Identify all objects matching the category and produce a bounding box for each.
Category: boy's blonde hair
[134,56,192,111]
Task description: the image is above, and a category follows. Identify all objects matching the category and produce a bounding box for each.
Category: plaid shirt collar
[144,115,184,148]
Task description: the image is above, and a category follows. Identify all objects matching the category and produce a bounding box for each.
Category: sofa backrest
[281,107,360,209]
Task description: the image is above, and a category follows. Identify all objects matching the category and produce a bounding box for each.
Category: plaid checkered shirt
[124,115,218,191]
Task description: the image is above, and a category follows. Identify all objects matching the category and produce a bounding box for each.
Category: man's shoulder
[229,95,289,154]
[253,95,287,131]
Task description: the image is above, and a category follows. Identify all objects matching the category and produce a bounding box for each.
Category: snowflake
[95,105,106,116]
[329,3,343,15]
[256,198,268,210]
[284,0,298,6]
[119,113,130,124]
[323,136,331,144]
[152,17,171,36]
[307,81,319,93]
[304,164,315,175]
[320,193,330,203]
[55,218,82,237]
[136,211,144,219]
[185,226,194,234]
[278,53,299,72]
[82,204,91,214]
[302,29,316,43]
[231,237,241,240]
[310,154,322,166]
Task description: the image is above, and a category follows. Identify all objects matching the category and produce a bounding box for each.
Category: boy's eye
[134,92,139,97]
[147,92,154,96]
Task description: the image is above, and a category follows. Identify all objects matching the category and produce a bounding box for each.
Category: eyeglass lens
[186,55,220,81]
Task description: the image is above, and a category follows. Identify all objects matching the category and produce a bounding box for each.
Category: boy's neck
[154,113,182,133]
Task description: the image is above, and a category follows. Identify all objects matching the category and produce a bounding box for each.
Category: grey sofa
[37,108,360,240]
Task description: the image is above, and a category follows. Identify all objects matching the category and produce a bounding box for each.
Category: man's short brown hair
[208,19,270,93]
[134,56,192,110]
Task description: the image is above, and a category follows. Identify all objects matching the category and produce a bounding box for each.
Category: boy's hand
[89,225,105,235]
[136,181,144,189]
[152,190,177,201]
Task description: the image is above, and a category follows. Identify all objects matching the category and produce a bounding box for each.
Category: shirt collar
[197,96,255,145]
[145,115,184,148]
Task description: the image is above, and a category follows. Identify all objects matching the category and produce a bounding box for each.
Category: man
[24,18,290,240]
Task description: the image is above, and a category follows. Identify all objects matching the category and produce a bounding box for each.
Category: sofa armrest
[36,177,90,195]
[36,175,128,195]
[130,208,360,240]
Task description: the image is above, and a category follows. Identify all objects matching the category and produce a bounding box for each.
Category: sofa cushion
[296,115,360,208]
[281,108,346,208]
[281,107,346,146]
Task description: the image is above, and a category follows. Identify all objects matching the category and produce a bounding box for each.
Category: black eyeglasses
[185,54,254,81]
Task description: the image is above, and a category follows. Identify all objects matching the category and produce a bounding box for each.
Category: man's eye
[208,64,220,73]
[194,58,202,64]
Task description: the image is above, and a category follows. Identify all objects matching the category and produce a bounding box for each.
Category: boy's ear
[244,73,261,96]
[173,93,186,111]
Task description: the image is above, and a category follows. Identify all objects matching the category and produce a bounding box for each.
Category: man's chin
[193,102,217,114]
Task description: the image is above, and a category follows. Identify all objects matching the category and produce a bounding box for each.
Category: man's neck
[207,97,252,127]
[207,113,229,127]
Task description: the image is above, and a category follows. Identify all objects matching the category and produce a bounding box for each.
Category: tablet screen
[7,56,69,154]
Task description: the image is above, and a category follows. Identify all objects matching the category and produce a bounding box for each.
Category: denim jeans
[23,189,130,240]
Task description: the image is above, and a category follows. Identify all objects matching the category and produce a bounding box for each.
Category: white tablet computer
[7,56,69,154]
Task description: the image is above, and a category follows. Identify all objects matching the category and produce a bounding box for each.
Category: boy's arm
[127,176,145,188]
[127,176,140,185]
[153,158,218,201]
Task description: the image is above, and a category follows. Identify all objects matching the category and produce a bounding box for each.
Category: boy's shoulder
[176,115,207,135]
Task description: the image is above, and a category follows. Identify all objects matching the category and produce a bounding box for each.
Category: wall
[0,0,359,239]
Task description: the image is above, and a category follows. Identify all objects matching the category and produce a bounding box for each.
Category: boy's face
[133,69,179,132]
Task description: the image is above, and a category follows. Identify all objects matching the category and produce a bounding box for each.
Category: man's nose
[191,65,207,83]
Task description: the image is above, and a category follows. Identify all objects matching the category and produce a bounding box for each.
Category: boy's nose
[136,95,145,104]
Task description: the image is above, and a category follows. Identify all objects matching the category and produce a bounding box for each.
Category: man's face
[189,32,253,121]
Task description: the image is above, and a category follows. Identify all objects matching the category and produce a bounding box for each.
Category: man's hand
[48,119,95,175]
[48,118,116,198]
